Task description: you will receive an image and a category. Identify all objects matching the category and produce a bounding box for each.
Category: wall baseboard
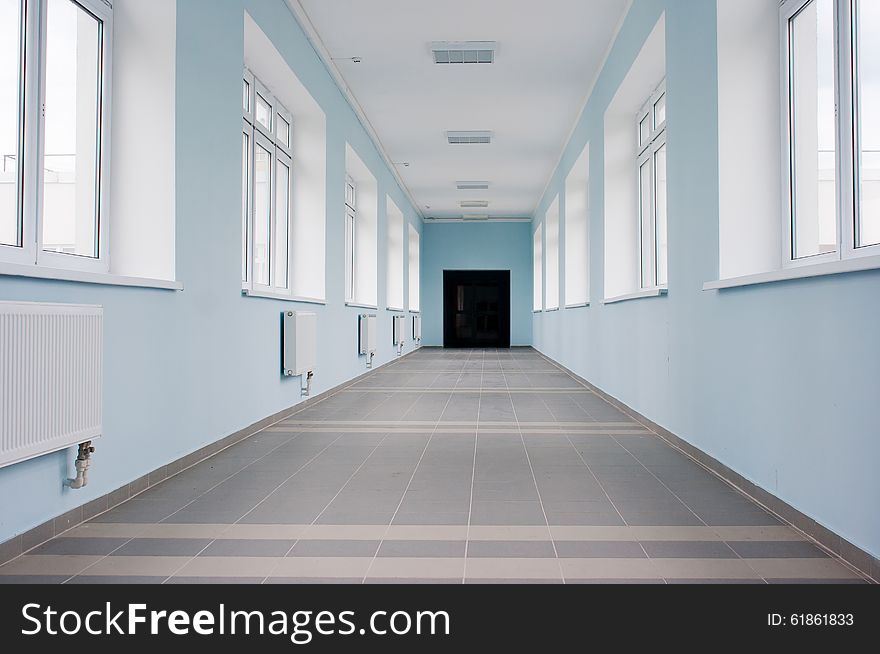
[0,348,421,568]
[535,350,879,583]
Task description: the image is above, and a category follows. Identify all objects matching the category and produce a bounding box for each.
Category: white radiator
[0,302,103,469]
[282,311,317,377]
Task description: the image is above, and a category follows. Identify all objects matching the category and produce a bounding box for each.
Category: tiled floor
[0,348,870,584]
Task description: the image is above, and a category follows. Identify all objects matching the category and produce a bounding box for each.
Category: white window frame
[780,0,880,269]
[242,69,293,295]
[636,81,667,290]
[344,175,356,303]
[1,0,113,273]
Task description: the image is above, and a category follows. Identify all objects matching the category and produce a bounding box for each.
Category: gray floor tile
[555,540,646,558]
[469,501,547,526]
[727,540,830,559]
[466,540,556,558]
[69,576,167,584]
[200,539,294,557]
[112,538,212,556]
[167,577,265,584]
[289,540,380,557]
[266,577,363,584]
[0,575,72,584]
[640,540,738,559]
[30,537,129,556]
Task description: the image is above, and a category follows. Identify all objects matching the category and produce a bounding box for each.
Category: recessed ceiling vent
[432,41,496,64]
[461,200,489,208]
[456,181,490,191]
[462,214,489,221]
[447,130,492,145]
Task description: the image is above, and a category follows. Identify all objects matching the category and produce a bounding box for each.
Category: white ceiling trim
[284,0,426,221]
[530,0,634,221]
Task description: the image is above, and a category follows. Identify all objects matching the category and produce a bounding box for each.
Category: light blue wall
[0,0,422,545]
[533,0,880,558]
[421,222,533,347]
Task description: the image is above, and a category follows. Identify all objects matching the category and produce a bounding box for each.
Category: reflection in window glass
[256,93,271,132]
[241,132,249,282]
[253,143,271,286]
[655,144,668,286]
[345,210,355,301]
[856,0,880,247]
[639,115,651,149]
[275,160,289,289]
[0,0,22,247]
[654,93,666,128]
[278,115,290,149]
[639,159,655,288]
[42,0,102,258]
[789,0,837,259]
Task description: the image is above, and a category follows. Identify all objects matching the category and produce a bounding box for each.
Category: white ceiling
[297,0,630,220]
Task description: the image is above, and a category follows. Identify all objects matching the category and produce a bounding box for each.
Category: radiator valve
[66,441,94,490]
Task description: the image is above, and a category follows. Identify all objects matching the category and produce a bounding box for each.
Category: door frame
[442,270,511,349]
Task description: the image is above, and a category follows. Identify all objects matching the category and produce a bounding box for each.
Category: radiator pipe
[66,442,94,490]
[302,371,313,397]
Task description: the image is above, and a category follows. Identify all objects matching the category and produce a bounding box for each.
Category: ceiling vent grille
[456,181,490,191]
[447,130,492,145]
[461,200,489,208]
[432,41,496,64]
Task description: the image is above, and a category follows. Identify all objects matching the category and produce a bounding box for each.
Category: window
[533,224,543,311]
[408,224,420,312]
[344,176,356,302]
[782,0,880,265]
[242,70,292,294]
[637,82,667,289]
[544,196,560,310]
[0,0,112,271]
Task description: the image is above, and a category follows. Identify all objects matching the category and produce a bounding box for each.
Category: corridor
[0,349,865,584]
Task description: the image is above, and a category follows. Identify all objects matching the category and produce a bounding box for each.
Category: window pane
[655,144,668,287]
[255,93,271,131]
[789,0,837,259]
[241,132,249,283]
[345,211,355,301]
[42,0,102,258]
[243,79,250,113]
[856,0,880,247]
[654,93,666,127]
[253,143,271,286]
[639,115,651,150]
[0,0,22,247]
[277,115,290,149]
[275,159,289,289]
[639,158,655,288]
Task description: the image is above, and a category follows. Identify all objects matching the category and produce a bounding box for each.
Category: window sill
[345,301,378,310]
[545,306,560,312]
[0,262,183,291]
[242,288,326,304]
[386,306,405,312]
[565,302,590,309]
[703,255,880,291]
[603,288,667,305]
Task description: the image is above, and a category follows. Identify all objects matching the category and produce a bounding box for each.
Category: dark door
[443,270,510,348]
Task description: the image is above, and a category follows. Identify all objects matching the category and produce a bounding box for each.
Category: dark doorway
[443,270,511,348]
